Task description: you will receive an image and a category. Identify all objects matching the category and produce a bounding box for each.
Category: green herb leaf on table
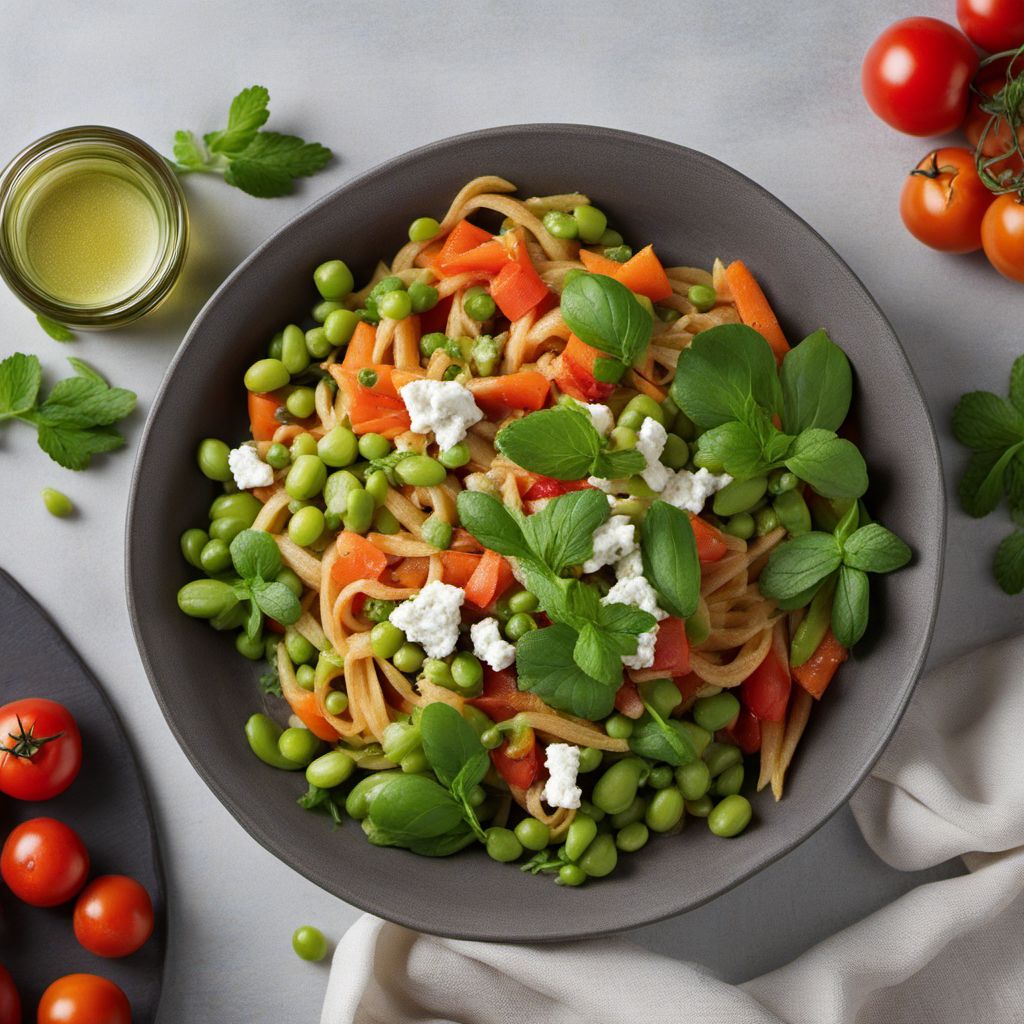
[640,500,699,618]
[841,524,913,574]
[67,357,106,385]
[831,565,871,647]
[779,329,852,434]
[203,85,270,157]
[952,391,1024,452]
[36,314,75,343]
[960,445,1024,518]
[758,532,843,602]
[559,273,652,367]
[0,354,43,418]
[1009,356,1024,415]
[994,532,1024,595]
[172,131,207,171]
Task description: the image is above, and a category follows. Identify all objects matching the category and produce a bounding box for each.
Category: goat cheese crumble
[615,548,644,580]
[582,515,637,574]
[388,580,465,659]
[543,743,582,809]
[470,617,516,672]
[228,445,274,490]
[660,468,733,514]
[602,574,666,671]
[584,403,614,437]
[623,628,659,670]
[398,379,483,451]
[636,417,670,492]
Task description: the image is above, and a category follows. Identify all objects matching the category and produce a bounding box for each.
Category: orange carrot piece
[340,320,378,371]
[615,244,673,302]
[434,220,494,276]
[248,392,283,441]
[389,556,430,589]
[467,371,550,414]
[792,630,849,699]
[438,238,510,276]
[439,550,482,587]
[578,249,624,277]
[330,532,388,591]
[280,669,338,741]
[725,260,789,362]
[464,550,514,608]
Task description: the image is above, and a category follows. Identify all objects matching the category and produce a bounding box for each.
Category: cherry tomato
[0,817,89,907]
[900,147,994,252]
[957,0,1024,52]
[0,965,20,1024]
[37,974,130,1024]
[73,875,155,958]
[862,18,979,135]
[964,59,1024,179]
[0,698,82,801]
[740,650,791,723]
[982,193,1024,280]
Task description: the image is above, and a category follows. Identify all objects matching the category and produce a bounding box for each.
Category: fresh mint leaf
[36,314,75,342]
[67,357,106,385]
[298,783,345,826]
[592,447,646,479]
[172,130,208,170]
[515,624,617,719]
[952,391,1024,451]
[597,601,657,636]
[640,500,699,618]
[454,491,532,560]
[758,532,843,601]
[0,353,42,418]
[694,416,786,480]
[842,524,912,574]
[230,529,282,581]
[496,406,601,480]
[204,85,270,156]
[784,429,867,499]
[38,376,136,428]
[259,661,282,697]
[35,422,124,470]
[994,531,1024,594]
[419,702,488,791]
[628,706,696,766]
[779,330,852,434]
[833,500,860,547]
[251,580,301,625]
[960,444,1024,518]
[1010,356,1024,416]
[367,773,465,841]
[243,599,263,640]
[224,132,332,198]
[573,622,631,686]
[831,565,870,646]
[671,324,782,430]
[519,488,609,573]
[559,272,652,366]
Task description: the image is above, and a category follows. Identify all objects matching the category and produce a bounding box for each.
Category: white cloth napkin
[321,636,1024,1024]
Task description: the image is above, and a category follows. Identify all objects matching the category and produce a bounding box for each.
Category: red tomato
[73,875,155,959]
[964,59,1024,179]
[613,679,645,719]
[37,974,130,1024]
[522,477,594,501]
[689,514,729,563]
[900,147,994,252]
[0,698,81,801]
[1,817,89,907]
[720,708,762,755]
[0,965,20,1024]
[862,18,979,135]
[957,0,1024,52]
[740,650,792,723]
[646,617,691,677]
[982,193,1024,281]
[490,741,541,790]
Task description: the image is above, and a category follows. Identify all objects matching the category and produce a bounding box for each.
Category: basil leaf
[455,491,532,560]
[994,531,1024,595]
[773,581,825,611]
[671,324,782,430]
[628,713,696,767]
[694,420,770,480]
[833,500,861,547]
[640,500,699,618]
[785,429,868,499]
[560,272,652,366]
[758,532,843,601]
[515,625,617,719]
[831,565,870,647]
[842,524,912,574]
[297,783,344,826]
[960,444,1024,518]
[361,818,476,856]
[779,330,852,434]
[951,391,1024,451]
[520,488,610,573]
[495,406,602,480]
[230,529,282,581]
[419,702,488,790]
[1010,355,1024,416]
[367,774,464,840]
[251,580,302,625]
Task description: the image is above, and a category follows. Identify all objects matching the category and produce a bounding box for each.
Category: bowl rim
[125,123,945,940]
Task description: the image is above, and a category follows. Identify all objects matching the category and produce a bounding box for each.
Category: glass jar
[0,125,189,328]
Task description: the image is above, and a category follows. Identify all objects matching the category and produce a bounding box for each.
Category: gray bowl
[126,125,943,941]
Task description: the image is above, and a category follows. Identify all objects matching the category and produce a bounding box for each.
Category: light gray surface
[0,0,1017,1018]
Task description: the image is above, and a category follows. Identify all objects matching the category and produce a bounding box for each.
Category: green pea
[180,528,209,568]
[660,434,690,470]
[268,332,284,360]
[609,426,638,452]
[598,228,624,247]
[688,284,717,312]
[244,358,290,393]
[573,204,608,244]
[408,216,441,242]
[464,287,496,321]
[715,762,745,797]
[679,720,712,757]
[564,814,598,861]
[577,747,603,774]
[439,443,470,469]
[285,630,317,666]
[344,488,375,534]
[641,678,683,718]
[278,727,322,766]
[609,795,648,830]
[686,795,714,818]
[285,387,316,420]
[313,299,343,323]
[623,393,665,425]
[420,332,449,358]
[408,281,439,313]
[479,726,502,750]
[199,538,231,574]
[604,245,633,263]
[245,713,304,770]
[756,507,781,536]
[708,794,752,837]
[379,289,413,320]
[345,770,402,819]
[392,642,425,674]
[421,516,452,550]
[196,438,232,481]
[506,591,539,616]
[514,818,550,852]
[288,506,325,547]
[290,433,318,460]
[676,759,712,801]
[285,454,327,501]
[393,455,447,487]
[646,765,673,790]
[485,827,523,863]
[360,469,387,507]
[504,612,536,641]
[578,833,618,877]
[357,433,391,461]
[543,210,579,239]
[314,426,356,469]
[324,470,361,513]
[280,325,310,376]
[361,599,394,624]
[320,691,346,717]
[372,507,400,534]
[593,758,646,815]
[693,692,741,733]
[304,326,332,360]
[557,863,586,887]
[703,741,742,778]
[723,513,755,540]
[323,308,361,346]
[604,713,635,740]
[265,443,290,470]
[208,516,248,544]
[646,786,685,833]
[713,476,768,517]
[295,665,315,691]
[276,566,304,597]
[773,489,812,536]
[768,469,799,495]
[314,259,354,300]
[616,821,649,852]
[292,924,328,962]
[235,630,264,660]
[422,658,455,689]
[451,652,483,693]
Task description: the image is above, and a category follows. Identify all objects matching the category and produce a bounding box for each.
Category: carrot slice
[464,549,514,608]
[340,320,377,371]
[280,668,337,742]
[434,220,493,276]
[615,244,673,302]
[440,550,482,587]
[467,371,549,414]
[688,514,729,563]
[725,260,789,362]
[439,238,510,275]
[389,556,430,589]
[578,249,625,277]
[330,532,387,591]
[792,630,848,699]
[248,392,283,441]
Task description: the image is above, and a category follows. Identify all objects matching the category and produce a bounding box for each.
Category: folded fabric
[322,636,1024,1024]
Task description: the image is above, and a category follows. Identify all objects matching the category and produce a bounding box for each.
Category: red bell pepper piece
[490,740,541,790]
[689,514,729,563]
[792,630,848,699]
[248,392,283,441]
[639,617,691,678]
[720,708,762,754]
[522,477,594,501]
[490,259,550,321]
[467,371,550,415]
[470,668,548,722]
[554,334,617,402]
[330,532,387,591]
[741,649,792,723]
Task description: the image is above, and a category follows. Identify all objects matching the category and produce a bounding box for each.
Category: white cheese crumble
[636,417,670,492]
[660,468,733,515]
[388,580,465,659]
[543,743,582,809]
[470,617,516,672]
[615,548,644,580]
[623,627,659,670]
[582,515,637,574]
[584,403,614,437]
[228,445,274,490]
[602,575,666,671]
[587,475,615,493]
[398,379,483,451]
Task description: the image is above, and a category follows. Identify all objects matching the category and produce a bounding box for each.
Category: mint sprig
[171,85,331,198]
[36,314,75,343]
[228,530,302,638]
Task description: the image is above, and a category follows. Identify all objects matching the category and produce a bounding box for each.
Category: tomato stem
[1,715,65,760]
[972,43,1024,197]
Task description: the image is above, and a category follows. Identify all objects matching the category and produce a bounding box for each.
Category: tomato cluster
[862,2,1024,282]
[0,698,154,1024]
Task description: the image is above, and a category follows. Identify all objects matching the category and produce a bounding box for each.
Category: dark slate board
[0,569,165,1022]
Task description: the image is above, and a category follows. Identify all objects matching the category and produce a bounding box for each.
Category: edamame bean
[790,580,835,667]
[723,513,755,540]
[676,760,712,801]
[504,612,536,641]
[208,516,248,544]
[392,642,425,674]
[244,713,304,770]
[324,469,361,513]
[557,863,586,886]
[394,454,447,487]
[285,630,317,665]
[305,326,332,359]
[564,815,598,861]
[593,758,646,815]
[609,795,648,830]
[379,289,412,321]
[408,216,441,242]
[609,425,638,451]
[288,506,325,547]
[357,432,391,461]
[543,210,579,239]
[290,432,318,459]
[623,393,665,426]
[345,771,402,819]
[244,358,290,393]
[604,245,632,263]
[421,516,452,550]
[276,567,304,597]
[439,443,470,469]
[578,833,618,877]
[400,753,428,777]
[266,443,291,470]
[679,720,712,757]
[180,528,209,568]
[693,692,741,733]
[313,299,343,323]
[278,727,322,766]
[703,741,742,777]
[692,449,727,473]
[768,469,799,495]
[39,487,73,518]
[507,590,539,614]
[773,489,812,535]
[285,454,327,501]
[688,284,717,312]
[641,678,683,718]
[323,308,360,346]
[616,821,649,852]
[361,469,387,506]
[573,204,607,244]
[604,714,635,740]
[755,507,781,536]
[577,747,603,774]
[314,259,354,300]
[485,827,523,863]
[713,476,768,517]
[210,603,247,631]
[199,538,231,574]
[196,438,232,481]
[423,658,455,689]
[686,795,714,818]
[514,818,550,852]
[211,491,263,524]
[235,631,264,660]
[714,762,745,797]
[286,386,316,419]
[648,765,674,789]
[408,281,438,313]
[464,286,496,321]
[451,652,483,693]
[646,786,685,833]
[317,426,358,468]
[373,507,400,533]
[382,721,422,763]
[660,434,689,470]
[599,227,624,247]
[268,332,284,359]
[296,665,315,690]
[708,795,752,837]
[344,488,375,534]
